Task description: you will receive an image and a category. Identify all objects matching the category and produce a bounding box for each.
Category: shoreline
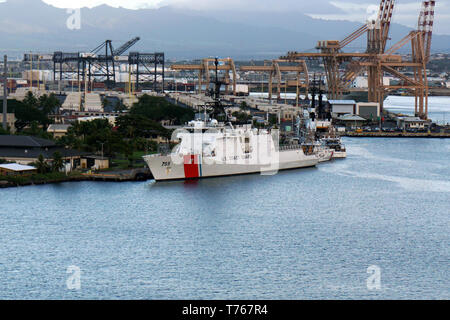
[0,168,153,189]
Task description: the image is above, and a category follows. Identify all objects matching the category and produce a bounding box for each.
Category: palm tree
[35,154,49,174]
[121,141,134,168]
[23,91,38,108]
[39,93,61,115]
[52,152,64,172]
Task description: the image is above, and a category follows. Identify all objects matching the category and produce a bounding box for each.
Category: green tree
[39,93,61,115]
[130,95,194,125]
[132,137,157,153]
[52,151,64,172]
[62,119,123,157]
[114,100,127,112]
[20,121,54,140]
[232,111,251,123]
[119,140,135,167]
[23,91,38,108]
[34,154,50,174]
[115,114,169,140]
[0,126,9,135]
[13,92,54,131]
[240,101,249,111]
[69,119,112,145]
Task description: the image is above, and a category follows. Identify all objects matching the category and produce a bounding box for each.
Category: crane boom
[113,37,141,56]
[379,0,395,52]
[418,1,435,62]
[343,0,395,87]
[386,0,435,58]
[339,25,369,49]
[367,0,395,53]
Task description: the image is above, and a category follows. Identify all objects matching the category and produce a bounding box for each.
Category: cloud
[41,0,340,11]
[40,0,450,35]
[41,0,165,9]
[307,2,422,26]
[306,1,450,35]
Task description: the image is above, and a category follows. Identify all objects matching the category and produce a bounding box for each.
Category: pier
[81,168,153,182]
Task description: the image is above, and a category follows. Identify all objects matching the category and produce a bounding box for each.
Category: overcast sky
[39,0,450,35]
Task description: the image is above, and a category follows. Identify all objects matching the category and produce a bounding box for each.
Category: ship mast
[206,57,228,121]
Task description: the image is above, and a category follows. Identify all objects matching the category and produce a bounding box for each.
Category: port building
[0,163,37,176]
[0,135,85,169]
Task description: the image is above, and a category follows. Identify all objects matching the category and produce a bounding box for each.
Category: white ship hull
[144,149,318,182]
[316,147,334,163]
[332,151,347,159]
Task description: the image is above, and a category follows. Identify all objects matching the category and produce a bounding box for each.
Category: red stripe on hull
[183,155,200,178]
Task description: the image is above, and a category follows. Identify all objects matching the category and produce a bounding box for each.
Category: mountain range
[1,0,449,60]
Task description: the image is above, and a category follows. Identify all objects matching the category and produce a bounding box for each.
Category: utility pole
[3,55,7,131]
[30,52,32,91]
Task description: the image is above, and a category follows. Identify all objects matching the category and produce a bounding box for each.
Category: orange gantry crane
[380,0,435,118]
[354,0,435,119]
[284,0,395,100]
[239,59,309,101]
[284,0,435,119]
[171,58,237,95]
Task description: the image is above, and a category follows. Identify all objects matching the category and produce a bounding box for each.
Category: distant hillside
[1,0,449,60]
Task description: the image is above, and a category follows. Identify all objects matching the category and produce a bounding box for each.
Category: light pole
[96,141,105,171]
[64,145,70,175]
[98,141,104,159]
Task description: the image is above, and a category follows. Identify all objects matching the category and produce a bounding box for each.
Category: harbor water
[0,138,449,299]
[384,96,450,125]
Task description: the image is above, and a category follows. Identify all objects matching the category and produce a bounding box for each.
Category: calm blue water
[384,96,450,125]
[0,138,449,300]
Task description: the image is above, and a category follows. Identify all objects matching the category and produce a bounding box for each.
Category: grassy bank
[109,151,151,170]
[1,172,86,187]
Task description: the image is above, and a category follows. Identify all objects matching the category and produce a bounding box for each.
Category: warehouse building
[356,103,381,120]
[0,163,37,176]
[329,100,356,118]
[0,135,85,170]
